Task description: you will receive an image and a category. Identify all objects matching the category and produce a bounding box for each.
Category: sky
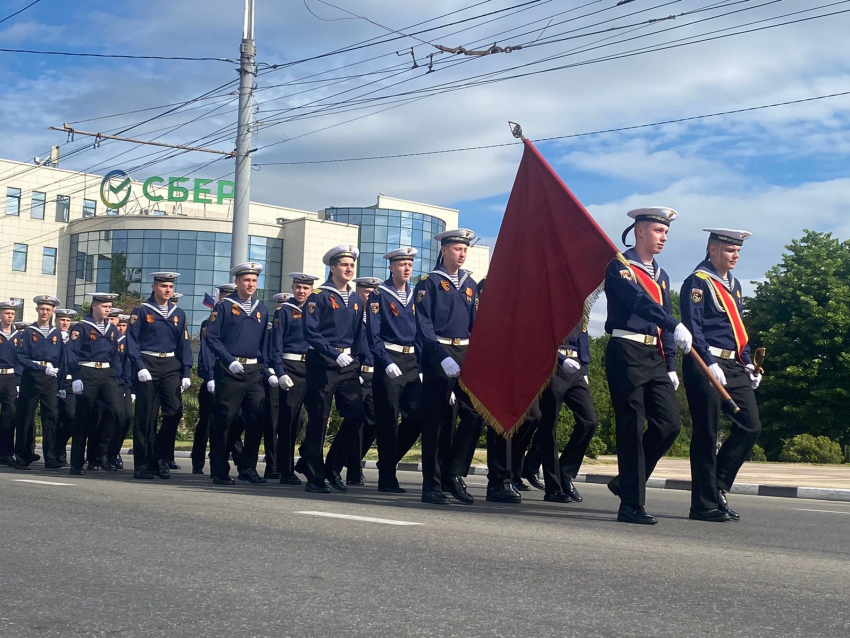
[2,0,849,332]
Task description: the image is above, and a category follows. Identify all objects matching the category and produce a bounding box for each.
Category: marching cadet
[107,314,133,470]
[414,229,483,505]
[66,292,123,475]
[127,273,192,480]
[604,207,693,524]
[259,292,290,481]
[0,301,23,466]
[205,262,270,486]
[299,245,367,493]
[53,308,76,465]
[269,274,316,486]
[13,295,65,469]
[681,229,762,522]
[192,283,236,475]
[366,249,425,493]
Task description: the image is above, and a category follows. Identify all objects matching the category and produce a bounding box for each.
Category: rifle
[753,347,766,375]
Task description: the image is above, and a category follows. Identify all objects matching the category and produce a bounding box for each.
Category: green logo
[101,170,132,210]
[99,170,235,211]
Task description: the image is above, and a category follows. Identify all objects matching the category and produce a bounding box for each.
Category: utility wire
[0,48,236,62]
[0,0,41,25]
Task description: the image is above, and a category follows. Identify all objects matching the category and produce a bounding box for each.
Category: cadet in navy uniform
[682,229,762,522]
[0,301,22,466]
[66,292,123,475]
[299,245,367,493]
[367,249,425,493]
[53,308,77,465]
[13,296,65,469]
[414,229,482,505]
[260,292,290,481]
[128,273,192,480]
[269,273,317,486]
[604,208,693,524]
[205,262,271,486]
[107,314,133,470]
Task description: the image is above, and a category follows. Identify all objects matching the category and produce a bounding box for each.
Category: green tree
[110,252,129,296]
[745,230,850,458]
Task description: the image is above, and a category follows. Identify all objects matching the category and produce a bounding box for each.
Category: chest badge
[32,333,38,342]
[173,315,179,325]
[210,312,218,323]
[231,305,241,316]
[353,302,358,312]
[465,287,473,302]
[293,310,302,320]
[330,296,340,310]
[691,289,703,304]
[71,331,79,340]
[146,314,155,323]
[440,280,450,292]
[90,331,97,340]
[130,315,138,325]
[52,335,57,344]
[308,302,317,314]
[620,269,633,281]
[390,302,399,317]
[371,303,380,315]
[256,311,261,322]
[417,290,426,302]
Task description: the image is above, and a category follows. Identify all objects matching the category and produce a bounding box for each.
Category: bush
[585,436,606,459]
[779,434,843,464]
[747,444,767,462]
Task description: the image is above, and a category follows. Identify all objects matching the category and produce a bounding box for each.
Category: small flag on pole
[202,293,216,309]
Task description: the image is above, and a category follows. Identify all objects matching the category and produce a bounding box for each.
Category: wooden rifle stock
[687,349,740,415]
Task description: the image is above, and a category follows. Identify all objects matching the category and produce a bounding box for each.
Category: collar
[429,265,470,289]
[378,279,412,306]
[143,302,177,319]
[26,324,58,338]
[624,248,660,281]
[317,281,353,304]
[282,302,303,314]
[222,295,259,314]
[694,259,735,291]
[81,318,111,333]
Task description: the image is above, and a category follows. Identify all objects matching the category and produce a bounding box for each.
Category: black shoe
[346,476,367,486]
[279,473,303,486]
[617,504,657,525]
[167,461,181,470]
[134,469,154,480]
[154,460,170,479]
[58,453,67,465]
[689,507,731,522]
[421,489,451,504]
[238,468,267,484]
[86,462,101,471]
[563,477,583,502]
[0,455,15,467]
[458,476,467,491]
[717,489,740,521]
[45,460,64,469]
[113,454,124,470]
[14,459,31,470]
[264,471,282,480]
[523,473,545,491]
[378,482,407,493]
[543,492,573,503]
[305,481,331,493]
[212,476,235,486]
[326,473,348,492]
[99,456,117,472]
[513,479,531,492]
[607,477,621,497]
[486,487,522,503]
[192,468,205,475]
[69,467,86,476]
[31,454,41,462]
[447,475,474,504]
[293,458,306,475]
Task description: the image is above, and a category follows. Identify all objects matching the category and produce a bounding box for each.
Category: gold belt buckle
[403,346,412,354]
[644,335,655,346]
[94,362,103,369]
[300,355,306,362]
[451,338,461,346]
[237,357,248,364]
[158,352,168,358]
[721,349,733,359]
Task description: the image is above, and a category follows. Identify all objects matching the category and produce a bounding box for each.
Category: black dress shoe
[134,469,154,480]
[421,490,451,504]
[293,459,306,475]
[167,461,181,470]
[378,483,407,493]
[86,462,101,471]
[305,481,331,493]
[58,453,67,464]
[279,473,303,486]
[154,460,170,479]
[212,476,235,486]
[238,468,267,484]
[14,459,31,470]
[264,471,282,480]
[513,479,530,492]
[346,477,367,486]
[99,456,117,472]
[543,492,573,503]
[45,460,64,469]
[447,475,474,504]
[563,477,583,502]
[607,477,621,497]
[69,467,86,476]
[617,504,657,525]
[326,473,348,492]
[458,476,467,490]
[0,455,15,467]
[717,489,740,520]
[523,473,545,491]
[113,454,124,469]
[689,507,731,522]
[486,487,521,503]
[31,454,41,462]
[192,468,205,475]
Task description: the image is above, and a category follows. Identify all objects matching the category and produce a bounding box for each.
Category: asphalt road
[1,461,848,638]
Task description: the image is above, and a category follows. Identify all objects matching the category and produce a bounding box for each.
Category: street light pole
[231,0,256,268]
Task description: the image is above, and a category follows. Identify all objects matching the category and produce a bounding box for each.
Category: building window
[11,298,23,322]
[42,247,57,275]
[83,199,96,218]
[12,243,27,271]
[85,254,94,282]
[55,195,70,222]
[5,187,21,216]
[31,191,46,219]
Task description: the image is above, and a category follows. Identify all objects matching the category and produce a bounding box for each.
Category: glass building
[66,229,282,335]
[323,207,446,279]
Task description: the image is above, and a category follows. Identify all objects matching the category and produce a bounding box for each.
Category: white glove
[58,390,67,399]
[228,360,245,374]
[673,323,692,353]
[72,380,84,394]
[206,380,215,394]
[336,353,354,368]
[667,371,680,391]
[180,377,191,392]
[45,366,59,377]
[267,375,279,388]
[359,376,365,385]
[137,369,152,382]
[16,386,19,396]
[745,364,762,390]
[131,394,136,404]
[709,363,727,386]
[449,392,457,406]
[386,363,403,379]
[583,375,589,385]
[440,357,461,378]
[562,358,581,373]
[419,373,423,382]
[280,374,294,390]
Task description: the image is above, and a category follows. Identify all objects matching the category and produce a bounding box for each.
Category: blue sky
[3,0,850,330]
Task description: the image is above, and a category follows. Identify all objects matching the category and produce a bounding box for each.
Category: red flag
[459,139,619,437]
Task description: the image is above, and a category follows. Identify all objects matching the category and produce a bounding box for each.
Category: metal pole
[231,0,256,268]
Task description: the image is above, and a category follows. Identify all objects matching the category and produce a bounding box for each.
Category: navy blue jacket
[413,265,477,362]
[205,293,269,368]
[197,319,215,382]
[557,324,590,372]
[269,301,310,378]
[116,334,132,391]
[0,328,22,376]
[18,324,66,390]
[604,249,678,371]
[366,278,417,369]
[680,259,752,367]
[66,317,122,382]
[127,298,192,377]
[303,280,367,364]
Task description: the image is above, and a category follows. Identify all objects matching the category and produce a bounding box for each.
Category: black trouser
[420,345,486,492]
[276,360,307,477]
[192,382,215,471]
[210,362,265,479]
[339,371,376,482]
[605,338,681,507]
[373,351,423,486]
[108,389,133,457]
[486,418,537,490]
[132,356,183,471]
[70,367,122,469]
[55,387,75,461]
[14,369,59,464]
[525,366,599,490]
[262,383,280,474]
[685,356,761,510]
[301,350,363,485]
[0,374,17,458]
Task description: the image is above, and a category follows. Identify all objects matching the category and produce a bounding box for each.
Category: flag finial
[508,121,527,141]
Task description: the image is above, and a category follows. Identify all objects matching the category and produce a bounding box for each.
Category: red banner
[459,139,618,437]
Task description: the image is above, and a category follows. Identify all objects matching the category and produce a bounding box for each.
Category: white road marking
[11,479,75,486]
[795,508,850,515]
[296,511,422,526]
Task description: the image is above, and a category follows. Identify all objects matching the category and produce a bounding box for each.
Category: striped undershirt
[0,329,11,339]
[37,324,51,337]
[237,297,254,313]
[396,286,408,305]
[338,289,350,307]
[94,321,109,335]
[643,262,656,279]
[446,272,460,288]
